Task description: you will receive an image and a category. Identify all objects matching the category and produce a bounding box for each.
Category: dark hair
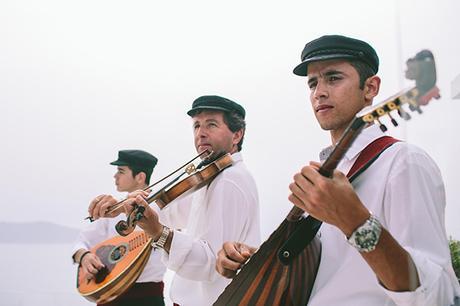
[349,59,376,89]
[222,111,246,151]
[128,166,152,185]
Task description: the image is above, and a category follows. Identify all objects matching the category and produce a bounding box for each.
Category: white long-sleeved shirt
[309,125,460,306]
[157,152,261,306]
[72,215,166,283]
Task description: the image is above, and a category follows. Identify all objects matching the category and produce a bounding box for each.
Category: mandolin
[77,152,233,304]
[214,49,441,305]
[77,231,153,304]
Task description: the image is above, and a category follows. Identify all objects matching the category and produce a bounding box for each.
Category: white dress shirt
[72,215,166,283]
[308,125,460,306]
[158,152,261,306]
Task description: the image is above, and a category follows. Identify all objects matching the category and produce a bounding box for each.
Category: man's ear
[135,172,146,184]
[364,75,381,103]
[232,129,244,147]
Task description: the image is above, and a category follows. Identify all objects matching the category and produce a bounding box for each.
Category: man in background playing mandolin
[72,150,167,306]
[89,96,261,306]
[216,35,460,305]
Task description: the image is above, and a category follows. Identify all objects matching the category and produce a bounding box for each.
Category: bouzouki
[77,153,233,304]
[213,49,441,305]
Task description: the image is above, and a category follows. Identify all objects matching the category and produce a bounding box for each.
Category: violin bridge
[185,164,196,174]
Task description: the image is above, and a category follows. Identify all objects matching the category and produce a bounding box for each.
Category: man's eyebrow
[193,118,219,126]
[323,69,344,76]
[308,69,345,84]
[307,75,318,85]
[203,118,219,124]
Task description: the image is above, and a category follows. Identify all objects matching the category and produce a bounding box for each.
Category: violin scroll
[115,204,145,236]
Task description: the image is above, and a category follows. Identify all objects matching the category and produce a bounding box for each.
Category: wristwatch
[152,226,170,249]
[347,214,382,253]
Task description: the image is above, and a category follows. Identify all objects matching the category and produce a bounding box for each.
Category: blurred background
[1,0,459,305]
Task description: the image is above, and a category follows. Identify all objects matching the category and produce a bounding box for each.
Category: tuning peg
[409,104,423,114]
[376,119,388,132]
[388,113,398,127]
[398,108,411,120]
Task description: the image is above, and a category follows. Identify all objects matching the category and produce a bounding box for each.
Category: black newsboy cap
[110,150,158,171]
[293,35,379,76]
[187,95,246,119]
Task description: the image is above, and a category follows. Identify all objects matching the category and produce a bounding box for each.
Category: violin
[115,151,233,236]
[85,150,211,223]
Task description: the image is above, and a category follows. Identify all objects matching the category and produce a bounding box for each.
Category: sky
[1,0,459,241]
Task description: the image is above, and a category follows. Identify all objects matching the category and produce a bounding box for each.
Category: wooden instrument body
[116,153,234,236]
[77,230,153,304]
[214,218,321,305]
[153,153,233,209]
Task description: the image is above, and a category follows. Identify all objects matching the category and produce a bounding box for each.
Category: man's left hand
[288,161,370,237]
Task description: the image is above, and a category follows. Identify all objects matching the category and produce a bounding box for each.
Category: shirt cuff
[380,247,442,305]
[161,229,193,271]
[71,243,88,265]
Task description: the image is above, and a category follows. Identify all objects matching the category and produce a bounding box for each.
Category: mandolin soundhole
[109,243,129,263]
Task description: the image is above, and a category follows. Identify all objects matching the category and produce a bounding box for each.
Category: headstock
[355,49,441,132]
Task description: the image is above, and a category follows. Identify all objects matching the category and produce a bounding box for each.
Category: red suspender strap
[347,136,400,183]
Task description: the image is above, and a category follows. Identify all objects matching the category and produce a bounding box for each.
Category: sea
[0,243,174,306]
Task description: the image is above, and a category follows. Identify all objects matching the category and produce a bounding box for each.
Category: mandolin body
[77,231,153,304]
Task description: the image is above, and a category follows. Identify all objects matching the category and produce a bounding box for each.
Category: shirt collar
[319,124,385,162]
[231,151,243,163]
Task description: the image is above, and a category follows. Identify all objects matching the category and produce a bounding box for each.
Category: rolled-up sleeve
[381,146,460,306]
[71,218,109,263]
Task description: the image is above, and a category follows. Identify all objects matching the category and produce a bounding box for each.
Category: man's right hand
[216,242,257,278]
[80,252,105,281]
[88,194,120,220]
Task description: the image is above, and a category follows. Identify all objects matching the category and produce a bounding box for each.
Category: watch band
[76,250,91,266]
[347,214,382,253]
[152,226,170,249]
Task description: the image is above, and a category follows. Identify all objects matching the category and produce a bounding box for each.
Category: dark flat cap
[110,150,158,172]
[187,95,246,119]
[293,35,379,76]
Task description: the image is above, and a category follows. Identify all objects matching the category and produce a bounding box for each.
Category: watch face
[349,215,382,252]
[356,229,378,249]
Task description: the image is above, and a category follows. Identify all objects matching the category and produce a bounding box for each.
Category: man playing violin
[215,35,460,305]
[89,96,261,306]
[72,150,167,306]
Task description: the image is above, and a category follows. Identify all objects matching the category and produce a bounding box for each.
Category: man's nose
[195,126,207,138]
[313,81,328,99]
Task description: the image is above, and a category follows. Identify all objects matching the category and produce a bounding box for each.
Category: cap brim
[110,160,129,166]
[187,106,230,117]
[293,53,356,76]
